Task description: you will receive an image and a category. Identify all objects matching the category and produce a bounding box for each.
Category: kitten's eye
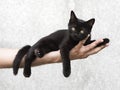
[37,52,41,55]
[71,27,75,31]
[80,30,84,34]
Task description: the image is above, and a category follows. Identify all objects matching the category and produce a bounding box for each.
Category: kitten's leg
[84,40,95,46]
[84,38,110,47]
[13,45,31,75]
[60,47,71,77]
[24,49,36,77]
[96,38,109,47]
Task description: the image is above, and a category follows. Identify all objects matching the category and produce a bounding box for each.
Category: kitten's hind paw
[23,72,31,78]
[23,69,31,78]
[96,38,110,47]
[34,49,44,58]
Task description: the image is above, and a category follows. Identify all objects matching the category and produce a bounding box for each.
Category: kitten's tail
[13,45,31,75]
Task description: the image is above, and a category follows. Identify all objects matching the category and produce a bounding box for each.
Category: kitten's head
[68,11,95,41]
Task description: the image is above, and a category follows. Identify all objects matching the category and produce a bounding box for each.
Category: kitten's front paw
[96,38,110,47]
[103,38,110,44]
[23,68,31,78]
[63,70,71,77]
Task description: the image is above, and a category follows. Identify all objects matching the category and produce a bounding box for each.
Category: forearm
[0,48,61,68]
[31,51,61,67]
[0,48,19,68]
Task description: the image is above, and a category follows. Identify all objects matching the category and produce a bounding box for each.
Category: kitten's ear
[70,11,77,20]
[86,18,95,27]
[69,11,77,23]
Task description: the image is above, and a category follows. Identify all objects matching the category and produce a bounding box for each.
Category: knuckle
[92,43,97,46]
[79,52,85,57]
[83,55,89,58]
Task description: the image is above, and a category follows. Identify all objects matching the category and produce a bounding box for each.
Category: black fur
[13,45,31,75]
[13,11,109,77]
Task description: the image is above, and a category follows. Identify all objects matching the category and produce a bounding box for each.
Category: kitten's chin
[71,37,83,41]
[71,36,86,41]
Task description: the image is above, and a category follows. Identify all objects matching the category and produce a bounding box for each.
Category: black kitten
[13,11,109,77]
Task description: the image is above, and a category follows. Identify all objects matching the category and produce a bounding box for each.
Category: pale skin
[0,36,109,69]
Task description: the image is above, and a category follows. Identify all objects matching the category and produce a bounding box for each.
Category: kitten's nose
[74,34,79,38]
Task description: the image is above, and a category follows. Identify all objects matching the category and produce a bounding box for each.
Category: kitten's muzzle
[72,34,87,41]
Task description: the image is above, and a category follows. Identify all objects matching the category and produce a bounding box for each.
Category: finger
[74,34,90,49]
[84,39,104,52]
[86,44,108,56]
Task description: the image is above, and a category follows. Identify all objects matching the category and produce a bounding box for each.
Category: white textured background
[0,0,120,90]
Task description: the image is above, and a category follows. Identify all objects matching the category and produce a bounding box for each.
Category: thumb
[74,34,90,49]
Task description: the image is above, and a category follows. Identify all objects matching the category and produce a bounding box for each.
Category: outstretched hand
[69,36,109,60]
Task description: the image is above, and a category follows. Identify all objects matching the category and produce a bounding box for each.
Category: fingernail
[100,39,104,42]
[88,34,90,37]
[105,43,109,47]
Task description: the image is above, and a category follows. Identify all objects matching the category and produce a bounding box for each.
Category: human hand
[69,37,109,60]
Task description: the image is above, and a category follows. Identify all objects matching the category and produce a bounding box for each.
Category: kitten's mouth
[72,37,83,41]
[72,35,87,41]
